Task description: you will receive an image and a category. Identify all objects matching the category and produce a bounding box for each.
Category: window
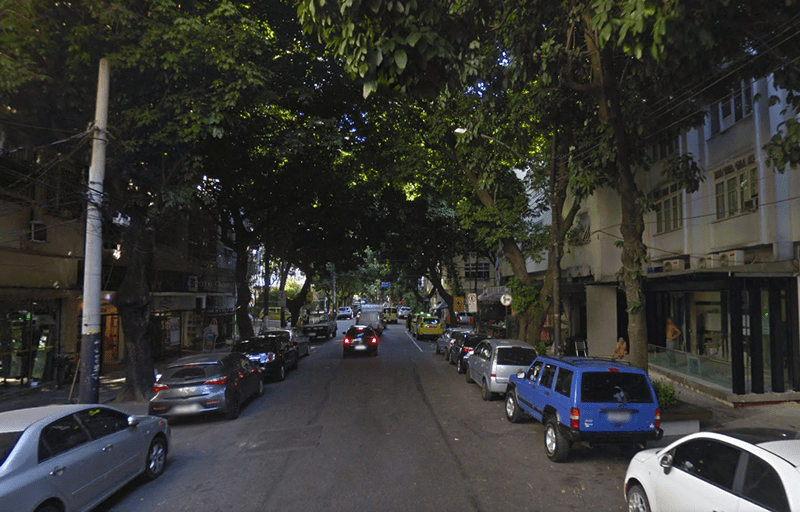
[76,408,128,440]
[539,364,557,388]
[39,414,91,462]
[709,84,753,136]
[580,372,655,403]
[672,439,741,491]
[528,361,543,381]
[554,369,574,397]
[651,184,683,234]
[714,154,758,220]
[742,454,789,512]
[650,138,677,161]
[464,261,491,280]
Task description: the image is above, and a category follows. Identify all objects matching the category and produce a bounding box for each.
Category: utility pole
[79,58,109,404]
[551,131,561,356]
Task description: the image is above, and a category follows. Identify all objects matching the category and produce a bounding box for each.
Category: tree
[298,0,800,368]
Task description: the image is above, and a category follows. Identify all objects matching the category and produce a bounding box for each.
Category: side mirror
[659,453,673,473]
[517,371,526,379]
[127,415,141,427]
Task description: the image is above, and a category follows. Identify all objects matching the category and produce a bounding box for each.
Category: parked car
[302,312,337,340]
[342,324,379,357]
[0,404,170,512]
[149,352,264,420]
[505,356,663,462]
[465,339,538,401]
[435,328,471,356]
[449,332,491,373]
[414,314,444,339]
[285,328,309,357]
[336,306,354,320]
[624,428,800,512]
[232,331,299,381]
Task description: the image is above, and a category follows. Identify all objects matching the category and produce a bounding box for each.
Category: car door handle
[102,444,114,452]
[50,466,66,476]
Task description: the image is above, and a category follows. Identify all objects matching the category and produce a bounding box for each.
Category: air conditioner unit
[29,221,46,243]
[695,253,720,269]
[719,249,745,267]
[663,259,685,272]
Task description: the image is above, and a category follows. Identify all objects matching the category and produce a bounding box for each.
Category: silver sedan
[0,404,170,512]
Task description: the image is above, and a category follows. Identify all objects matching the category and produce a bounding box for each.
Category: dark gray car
[435,328,471,357]
[149,352,263,420]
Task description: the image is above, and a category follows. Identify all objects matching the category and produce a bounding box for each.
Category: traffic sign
[500,293,512,306]
[454,296,465,313]
[467,293,477,313]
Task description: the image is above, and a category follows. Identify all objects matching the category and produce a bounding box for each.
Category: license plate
[354,345,367,351]
[606,410,631,423]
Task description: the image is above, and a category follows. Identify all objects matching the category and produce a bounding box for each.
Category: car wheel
[457,359,466,374]
[292,356,299,370]
[226,393,241,420]
[481,379,493,401]
[445,350,451,362]
[276,364,286,382]
[372,349,378,357]
[505,391,523,423]
[465,368,474,384]
[544,417,570,462]
[626,484,651,512]
[342,350,348,358]
[435,344,440,354]
[143,437,167,480]
[256,379,265,397]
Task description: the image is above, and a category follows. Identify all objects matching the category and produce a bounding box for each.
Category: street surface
[95,320,632,511]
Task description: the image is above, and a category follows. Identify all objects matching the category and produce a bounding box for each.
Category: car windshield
[580,372,654,403]
[308,314,327,323]
[233,338,278,353]
[0,431,22,466]
[163,363,223,380]
[496,347,537,366]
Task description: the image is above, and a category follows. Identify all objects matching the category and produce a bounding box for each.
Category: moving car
[414,314,443,339]
[624,428,800,512]
[383,306,398,324]
[505,356,662,462]
[465,339,538,401]
[302,312,337,340]
[356,309,384,335]
[149,352,264,420]
[0,404,170,512]
[232,331,299,381]
[342,324,379,357]
[397,306,412,319]
[336,307,354,319]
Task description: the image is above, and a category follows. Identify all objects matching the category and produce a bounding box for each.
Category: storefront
[645,264,800,400]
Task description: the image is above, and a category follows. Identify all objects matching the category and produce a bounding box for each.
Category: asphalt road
[95,320,633,512]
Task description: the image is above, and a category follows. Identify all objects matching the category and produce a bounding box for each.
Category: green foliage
[507,277,539,315]
[652,380,679,410]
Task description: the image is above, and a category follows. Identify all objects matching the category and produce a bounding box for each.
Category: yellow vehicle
[414,314,443,339]
[267,307,290,320]
[383,306,398,324]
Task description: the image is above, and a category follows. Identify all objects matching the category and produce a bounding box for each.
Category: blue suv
[506,356,663,462]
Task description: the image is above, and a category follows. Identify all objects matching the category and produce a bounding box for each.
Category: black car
[342,324,379,357]
[233,330,299,382]
[449,332,490,374]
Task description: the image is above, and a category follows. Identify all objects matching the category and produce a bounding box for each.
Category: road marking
[405,331,424,352]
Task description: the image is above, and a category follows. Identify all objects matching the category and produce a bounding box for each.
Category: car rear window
[496,347,537,366]
[0,431,22,466]
[164,363,223,380]
[423,318,439,325]
[234,338,279,353]
[580,372,654,403]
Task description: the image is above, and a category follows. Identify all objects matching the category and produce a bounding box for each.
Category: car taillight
[370,336,378,344]
[204,375,228,386]
[153,382,169,393]
[570,407,580,429]
[655,408,661,428]
[343,337,351,345]
[608,368,619,372]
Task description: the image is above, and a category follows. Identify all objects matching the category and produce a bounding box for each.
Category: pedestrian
[666,317,681,365]
[612,337,628,360]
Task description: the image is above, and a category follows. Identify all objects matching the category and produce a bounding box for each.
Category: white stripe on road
[405,330,424,352]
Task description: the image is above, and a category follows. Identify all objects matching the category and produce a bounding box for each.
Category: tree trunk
[112,215,155,402]
[235,241,254,339]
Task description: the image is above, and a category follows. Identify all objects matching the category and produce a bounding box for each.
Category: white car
[336,307,353,319]
[624,428,800,512]
[0,404,170,512]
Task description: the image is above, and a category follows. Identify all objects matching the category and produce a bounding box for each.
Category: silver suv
[465,339,537,401]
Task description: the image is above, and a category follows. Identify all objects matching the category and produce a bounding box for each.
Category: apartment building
[532,75,800,404]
